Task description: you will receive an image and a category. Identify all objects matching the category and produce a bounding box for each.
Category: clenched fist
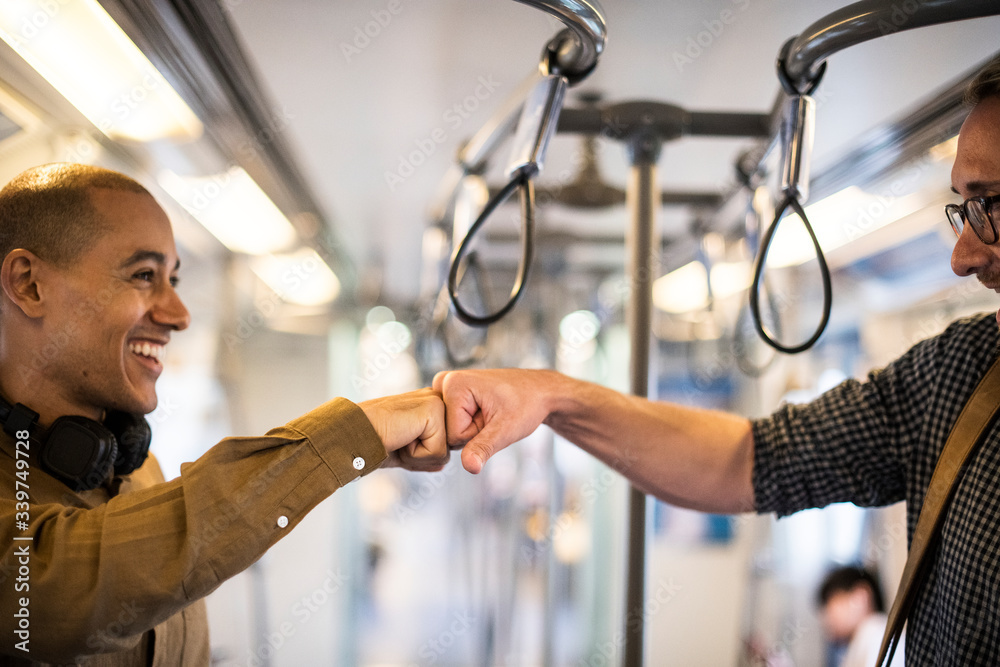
[359,387,450,472]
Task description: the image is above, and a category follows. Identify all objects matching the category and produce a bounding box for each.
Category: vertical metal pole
[542,430,558,667]
[622,132,661,667]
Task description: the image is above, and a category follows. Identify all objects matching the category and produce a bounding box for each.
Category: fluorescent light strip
[0,0,202,142]
[653,260,752,314]
[763,186,926,268]
[250,248,341,306]
[159,167,298,255]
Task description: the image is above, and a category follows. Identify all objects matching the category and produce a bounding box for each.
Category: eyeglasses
[945,193,1000,245]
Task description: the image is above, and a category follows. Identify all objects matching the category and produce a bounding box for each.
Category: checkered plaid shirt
[752,312,1000,666]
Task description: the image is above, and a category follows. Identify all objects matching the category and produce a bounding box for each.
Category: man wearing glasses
[434,56,1000,664]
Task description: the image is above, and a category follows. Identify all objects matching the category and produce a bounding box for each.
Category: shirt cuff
[283,397,388,485]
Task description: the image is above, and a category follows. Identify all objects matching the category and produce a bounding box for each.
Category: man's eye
[169,276,180,288]
[134,270,154,282]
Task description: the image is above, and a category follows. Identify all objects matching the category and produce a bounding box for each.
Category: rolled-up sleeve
[751,314,1000,518]
[751,377,909,516]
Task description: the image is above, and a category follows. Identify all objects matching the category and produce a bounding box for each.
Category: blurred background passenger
[816,566,901,667]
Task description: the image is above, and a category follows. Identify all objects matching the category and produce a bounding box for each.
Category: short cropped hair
[0,163,150,266]
[817,565,885,613]
[966,54,1000,106]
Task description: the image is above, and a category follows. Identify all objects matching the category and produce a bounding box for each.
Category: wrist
[538,369,576,429]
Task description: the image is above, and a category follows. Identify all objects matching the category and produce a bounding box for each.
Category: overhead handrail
[429,0,607,225]
[513,0,607,82]
[444,0,606,326]
[749,0,1000,353]
[780,0,1000,94]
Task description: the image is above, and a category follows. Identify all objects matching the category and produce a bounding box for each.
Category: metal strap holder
[778,93,815,203]
[445,1,605,326]
[748,40,832,354]
[506,74,568,181]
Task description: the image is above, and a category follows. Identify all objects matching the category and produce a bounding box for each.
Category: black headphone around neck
[0,396,151,492]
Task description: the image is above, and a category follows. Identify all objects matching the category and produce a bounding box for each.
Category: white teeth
[130,342,164,361]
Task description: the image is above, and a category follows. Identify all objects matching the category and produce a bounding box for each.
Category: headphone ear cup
[103,411,152,476]
[40,416,119,492]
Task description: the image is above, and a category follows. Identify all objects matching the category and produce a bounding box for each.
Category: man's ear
[1,249,47,318]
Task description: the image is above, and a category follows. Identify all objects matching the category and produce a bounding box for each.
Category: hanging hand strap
[876,354,1000,666]
[748,194,832,354]
[448,174,535,327]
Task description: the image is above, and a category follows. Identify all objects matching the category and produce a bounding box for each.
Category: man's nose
[152,286,191,331]
[951,223,990,277]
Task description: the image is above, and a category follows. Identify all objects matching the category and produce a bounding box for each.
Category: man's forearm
[540,371,756,513]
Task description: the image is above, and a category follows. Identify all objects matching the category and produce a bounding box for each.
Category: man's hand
[432,369,555,474]
[359,388,450,472]
[434,368,757,514]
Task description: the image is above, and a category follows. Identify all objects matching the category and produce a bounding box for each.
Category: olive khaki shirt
[0,398,386,665]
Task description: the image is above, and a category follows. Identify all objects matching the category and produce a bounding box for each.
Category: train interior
[2,1,1000,665]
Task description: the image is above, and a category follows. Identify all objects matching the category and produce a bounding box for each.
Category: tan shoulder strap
[876,355,1000,666]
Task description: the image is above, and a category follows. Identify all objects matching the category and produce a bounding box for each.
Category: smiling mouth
[129,341,165,362]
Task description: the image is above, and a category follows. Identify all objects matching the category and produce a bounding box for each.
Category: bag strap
[876,354,1000,666]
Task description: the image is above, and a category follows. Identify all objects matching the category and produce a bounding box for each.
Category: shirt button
[276,515,289,529]
[353,456,365,470]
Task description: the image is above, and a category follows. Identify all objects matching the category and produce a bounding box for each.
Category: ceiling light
[159,167,298,255]
[653,260,752,314]
[558,310,600,362]
[249,247,341,306]
[710,261,753,297]
[0,0,203,142]
[653,261,708,314]
[762,186,926,268]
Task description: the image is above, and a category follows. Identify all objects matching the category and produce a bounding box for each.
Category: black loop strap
[434,258,488,367]
[748,194,832,354]
[448,174,535,327]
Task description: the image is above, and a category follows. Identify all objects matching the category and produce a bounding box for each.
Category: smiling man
[0,163,449,663]
[434,57,1000,664]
